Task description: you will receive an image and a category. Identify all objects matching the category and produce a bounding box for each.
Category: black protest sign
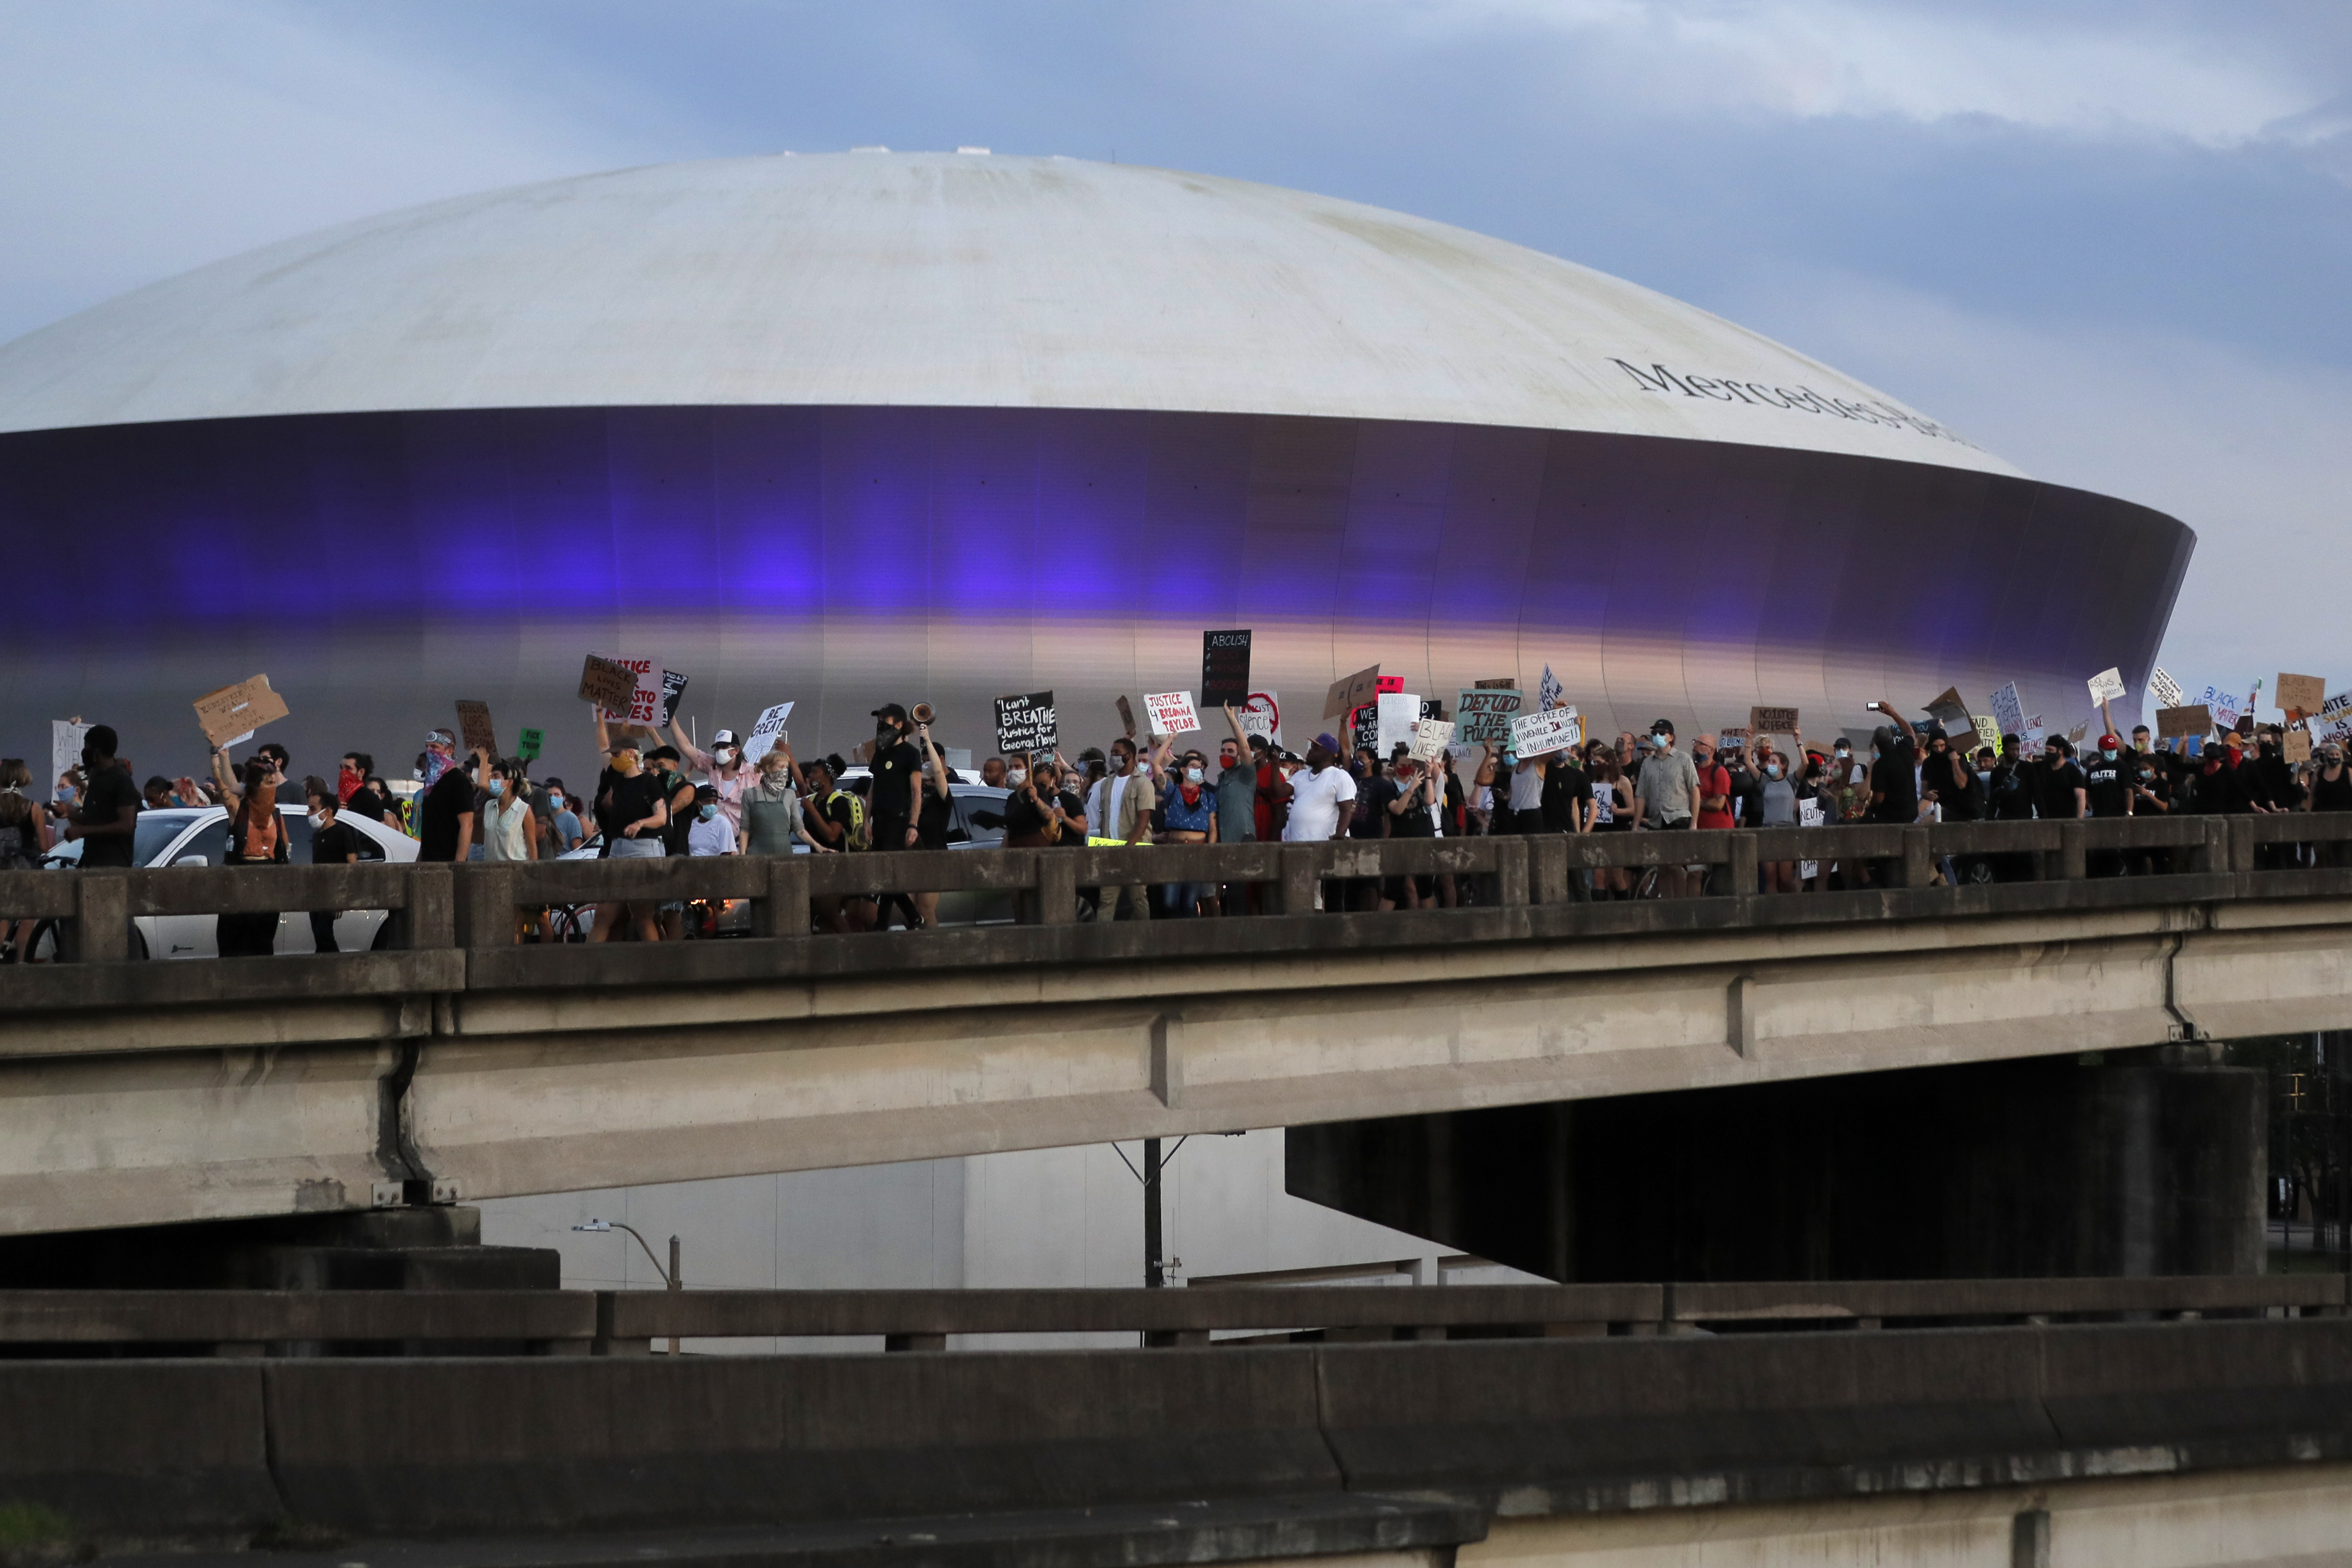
[1201,629,1253,708]
[657,670,690,727]
[995,691,1058,756]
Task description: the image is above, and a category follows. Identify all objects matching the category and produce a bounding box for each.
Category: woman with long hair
[219,755,288,957]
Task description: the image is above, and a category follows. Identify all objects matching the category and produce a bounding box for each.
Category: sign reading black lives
[1201,629,1252,708]
[995,691,1058,756]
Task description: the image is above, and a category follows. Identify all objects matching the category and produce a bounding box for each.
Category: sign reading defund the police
[995,692,1058,755]
[1456,687,1522,745]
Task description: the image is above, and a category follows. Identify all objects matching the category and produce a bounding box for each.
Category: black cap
[1650,718,1675,736]
[872,703,910,724]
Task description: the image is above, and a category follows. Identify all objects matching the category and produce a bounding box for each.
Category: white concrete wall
[479,1129,1537,1351]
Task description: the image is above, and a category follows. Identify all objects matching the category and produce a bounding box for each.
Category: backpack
[826,788,870,851]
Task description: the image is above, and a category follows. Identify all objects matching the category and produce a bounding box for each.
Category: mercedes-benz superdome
[0,151,2190,772]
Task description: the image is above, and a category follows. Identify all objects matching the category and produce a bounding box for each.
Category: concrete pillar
[1287,1054,2266,1280]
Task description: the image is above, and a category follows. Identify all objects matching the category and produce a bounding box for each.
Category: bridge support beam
[1286,1053,2265,1280]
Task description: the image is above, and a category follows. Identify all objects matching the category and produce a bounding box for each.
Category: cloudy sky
[4,0,2345,713]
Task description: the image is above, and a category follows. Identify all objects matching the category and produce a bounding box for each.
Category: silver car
[34,804,418,959]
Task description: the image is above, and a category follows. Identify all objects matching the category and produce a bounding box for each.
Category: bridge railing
[0,1275,2339,1357]
[8,815,2352,996]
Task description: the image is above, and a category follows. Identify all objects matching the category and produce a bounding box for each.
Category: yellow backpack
[826,788,870,851]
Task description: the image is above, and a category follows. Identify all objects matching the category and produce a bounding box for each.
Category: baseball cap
[713,728,741,747]
[871,703,910,724]
[2099,734,2121,749]
[1650,718,1675,736]
[1313,731,1341,754]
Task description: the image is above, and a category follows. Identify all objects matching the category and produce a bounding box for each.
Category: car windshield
[132,811,206,867]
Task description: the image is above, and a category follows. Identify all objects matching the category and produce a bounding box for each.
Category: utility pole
[1143,1136,1164,1289]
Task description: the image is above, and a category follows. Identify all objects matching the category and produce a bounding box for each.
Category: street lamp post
[573,1218,683,1353]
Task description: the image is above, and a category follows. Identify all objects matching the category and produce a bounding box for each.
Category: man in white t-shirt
[1281,733,1359,842]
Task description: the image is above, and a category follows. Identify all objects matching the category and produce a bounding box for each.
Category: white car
[37,804,418,959]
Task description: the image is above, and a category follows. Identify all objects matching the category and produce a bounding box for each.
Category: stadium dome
[0,152,2185,776]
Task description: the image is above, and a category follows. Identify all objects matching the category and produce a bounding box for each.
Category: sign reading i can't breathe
[994,692,1057,755]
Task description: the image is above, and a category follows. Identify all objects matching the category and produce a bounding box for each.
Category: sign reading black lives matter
[1201,629,1252,709]
[995,691,1058,756]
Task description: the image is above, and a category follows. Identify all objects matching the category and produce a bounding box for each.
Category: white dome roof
[0,151,2016,475]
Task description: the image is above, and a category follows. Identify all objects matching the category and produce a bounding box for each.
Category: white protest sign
[2086,667,2126,705]
[1409,718,1456,762]
[1376,693,1422,753]
[1798,798,1825,881]
[2149,667,2185,710]
[1144,691,1200,735]
[745,701,795,763]
[50,720,89,791]
[1511,706,1582,757]
[1538,664,1565,711]
[597,655,661,726]
[1988,682,2025,738]
[2316,691,2352,747]
[2199,685,2243,733]
[1238,690,1282,746]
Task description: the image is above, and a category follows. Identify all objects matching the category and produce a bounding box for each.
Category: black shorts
[872,812,911,851]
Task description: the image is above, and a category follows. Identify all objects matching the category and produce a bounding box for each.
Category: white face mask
[1006,768,1027,787]
[308,811,328,829]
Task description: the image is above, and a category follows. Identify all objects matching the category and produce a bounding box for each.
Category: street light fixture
[572,1218,684,1352]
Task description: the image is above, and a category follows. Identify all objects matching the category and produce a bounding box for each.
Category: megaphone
[912,702,935,725]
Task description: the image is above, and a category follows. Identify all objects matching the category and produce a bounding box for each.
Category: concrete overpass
[4,815,2350,1238]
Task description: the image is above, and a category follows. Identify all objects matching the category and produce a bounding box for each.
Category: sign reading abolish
[745,701,795,764]
[577,655,638,713]
[994,692,1057,755]
[1749,705,1799,735]
[1201,629,1252,708]
[1144,690,1200,735]
[1511,706,1582,757]
[455,700,497,756]
[1456,687,1522,744]
[193,675,289,747]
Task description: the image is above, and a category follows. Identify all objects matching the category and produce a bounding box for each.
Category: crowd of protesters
[6,688,2350,957]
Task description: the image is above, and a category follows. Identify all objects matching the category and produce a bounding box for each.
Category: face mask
[698,803,717,822]
[1976,770,1992,784]
[715,748,735,765]
[486,779,505,797]
[2102,748,2119,761]
[1834,746,1850,758]
[1765,764,1782,780]
[547,794,564,809]
[1006,768,1027,787]
[1185,766,1204,784]
[308,811,328,829]
[1502,754,1516,766]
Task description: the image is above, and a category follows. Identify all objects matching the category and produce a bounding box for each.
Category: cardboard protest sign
[1201,630,1252,708]
[2086,668,2126,705]
[50,720,89,791]
[1474,676,1517,690]
[2150,667,2186,710]
[1325,664,1380,719]
[1409,718,1456,762]
[588,655,660,724]
[1988,683,2025,739]
[2156,705,2210,739]
[1456,687,1523,745]
[1750,705,1799,735]
[455,700,498,756]
[2285,728,2313,764]
[1375,693,1422,753]
[745,701,795,764]
[1144,691,1200,735]
[577,654,638,714]
[1538,664,1565,711]
[193,675,289,747]
[516,727,545,763]
[657,670,690,727]
[1511,706,1582,757]
[1115,695,1137,737]
[2278,673,2326,719]
[994,692,1057,755]
[1925,688,1972,731]
[1238,691,1281,746]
